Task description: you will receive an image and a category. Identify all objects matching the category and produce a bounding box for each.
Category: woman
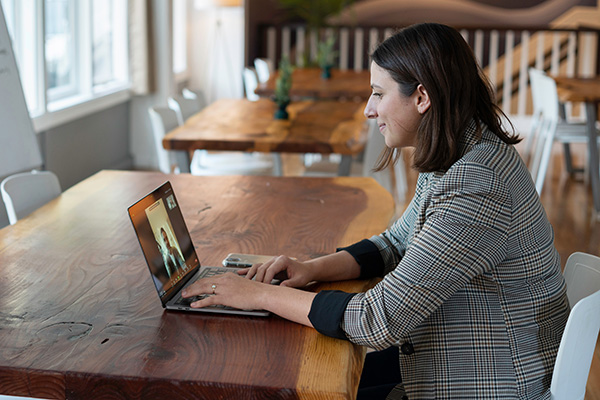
[183,23,569,399]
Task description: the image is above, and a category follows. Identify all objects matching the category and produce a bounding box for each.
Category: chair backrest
[243,67,260,101]
[550,288,600,400]
[1,170,61,225]
[362,119,386,177]
[527,68,561,194]
[167,95,202,125]
[254,58,273,84]
[148,106,180,174]
[563,252,600,308]
[523,69,544,157]
[182,88,207,108]
[361,120,407,203]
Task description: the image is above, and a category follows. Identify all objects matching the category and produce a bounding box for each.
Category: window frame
[0,0,131,132]
[172,0,189,83]
[45,0,80,103]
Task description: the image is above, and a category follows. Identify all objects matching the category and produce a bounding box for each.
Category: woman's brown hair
[371,23,520,173]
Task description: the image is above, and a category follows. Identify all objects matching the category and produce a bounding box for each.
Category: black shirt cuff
[308,290,356,340]
[337,239,384,279]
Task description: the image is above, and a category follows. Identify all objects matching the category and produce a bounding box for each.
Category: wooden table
[255,68,371,101]
[163,98,369,176]
[0,170,394,399]
[554,76,600,217]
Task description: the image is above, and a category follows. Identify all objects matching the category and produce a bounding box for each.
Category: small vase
[321,65,332,79]
[274,102,289,120]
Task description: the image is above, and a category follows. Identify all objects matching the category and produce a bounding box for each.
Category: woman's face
[364,62,429,148]
[162,230,170,247]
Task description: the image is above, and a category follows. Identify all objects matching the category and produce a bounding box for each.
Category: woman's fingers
[182,272,264,310]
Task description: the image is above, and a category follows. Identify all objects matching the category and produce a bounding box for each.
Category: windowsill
[32,84,132,133]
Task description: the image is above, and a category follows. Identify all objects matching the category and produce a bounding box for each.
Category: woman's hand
[181,271,317,327]
[239,255,316,288]
[181,272,269,311]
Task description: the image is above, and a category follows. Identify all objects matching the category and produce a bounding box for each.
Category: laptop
[128,181,270,317]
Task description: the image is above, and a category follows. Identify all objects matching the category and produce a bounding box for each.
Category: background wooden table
[255,68,371,101]
[0,170,394,399]
[554,76,600,217]
[163,98,369,176]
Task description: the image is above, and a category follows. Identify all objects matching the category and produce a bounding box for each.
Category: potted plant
[273,55,294,120]
[275,0,353,31]
[317,35,338,79]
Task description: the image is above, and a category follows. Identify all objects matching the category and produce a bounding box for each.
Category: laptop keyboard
[174,266,235,309]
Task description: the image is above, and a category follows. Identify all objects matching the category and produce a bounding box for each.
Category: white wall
[129,0,176,171]
[189,4,244,104]
[0,102,132,230]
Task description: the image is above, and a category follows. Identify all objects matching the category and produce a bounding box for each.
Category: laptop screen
[128,181,199,301]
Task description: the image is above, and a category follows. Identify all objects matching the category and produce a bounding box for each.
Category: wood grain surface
[0,170,394,399]
[162,99,368,156]
[553,77,600,103]
[255,68,371,101]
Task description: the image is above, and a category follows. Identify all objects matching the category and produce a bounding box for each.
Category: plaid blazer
[342,123,569,399]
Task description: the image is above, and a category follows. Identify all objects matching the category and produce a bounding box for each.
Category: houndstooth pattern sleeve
[342,161,512,349]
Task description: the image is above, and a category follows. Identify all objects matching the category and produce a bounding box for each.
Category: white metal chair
[527,68,600,194]
[550,288,600,400]
[149,106,274,176]
[563,252,600,308]
[254,57,274,84]
[1,170,61,225]
[190,151,276,176]
[304,120,407,203]
[148,106,181,174]
[549,251,600,400]
[182,88,207,109]
[243,67,260,101]
[167,95,203,125]
[363,119,407,203]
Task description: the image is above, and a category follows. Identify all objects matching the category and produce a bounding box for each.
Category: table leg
[273,153,283,176]
[338,155,352,176]
[173,151,191,173]
[585,102,600,217]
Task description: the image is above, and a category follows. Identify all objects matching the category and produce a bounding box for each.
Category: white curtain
[128,0,155,95]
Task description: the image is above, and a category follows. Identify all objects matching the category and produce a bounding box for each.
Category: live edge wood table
[0,170,394,400]
[255,68,371,101]
[162,98,369,176]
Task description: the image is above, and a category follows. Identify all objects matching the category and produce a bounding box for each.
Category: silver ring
[211,284,217,295]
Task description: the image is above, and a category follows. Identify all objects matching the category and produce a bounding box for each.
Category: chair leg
[273,153,283,176]
[563,143,585,176]
[393,151,407,202]
[534,122,557,195]
[563,143,575,174]
[173,151,191,173]
[337,155,352,176]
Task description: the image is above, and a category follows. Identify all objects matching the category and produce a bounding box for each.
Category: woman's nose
[364,101,377,119]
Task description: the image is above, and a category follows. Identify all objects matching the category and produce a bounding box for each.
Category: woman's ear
[415,84,431,114]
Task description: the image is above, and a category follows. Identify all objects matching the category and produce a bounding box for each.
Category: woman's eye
[372,92,382,98]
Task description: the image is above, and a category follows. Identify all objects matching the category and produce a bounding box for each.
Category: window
[0,0,129,128]
[172,0,188,79]
[92,0,113,86]
[1,0,41,114]
[92,0,128,89]
[45,0,77,100]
